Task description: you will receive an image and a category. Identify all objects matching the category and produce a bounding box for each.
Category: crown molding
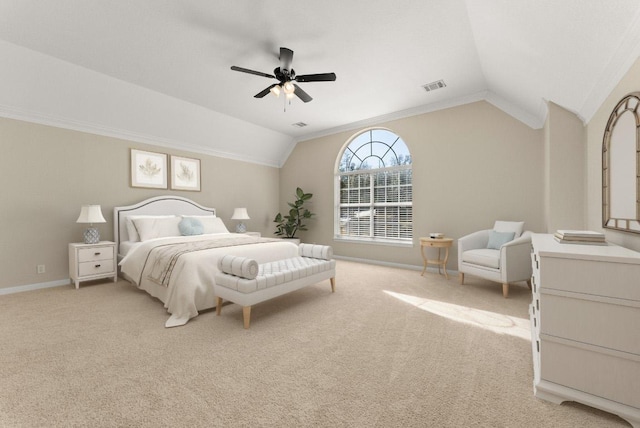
[295,91,490,143]
[2,87,546,171]
[0,103,282,168]
[295,89,546,146]
[579,9,640,124]
[484,92,547,129]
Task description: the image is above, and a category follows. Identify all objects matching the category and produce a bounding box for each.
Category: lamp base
[84,227,100,244]
[235,222,247,233]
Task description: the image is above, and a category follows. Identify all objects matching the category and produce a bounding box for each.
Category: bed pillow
[179,217,204,236]
[182,215,229,234]
[132,216,182,242]
[125,215,174,242]
[487,230,515,250]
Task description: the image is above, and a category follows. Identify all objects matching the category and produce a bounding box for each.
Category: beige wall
[586,56,640,251]
[0,117,280,289]
[10,87,614,288]
[543,101,586,232]
[280,101,545,269]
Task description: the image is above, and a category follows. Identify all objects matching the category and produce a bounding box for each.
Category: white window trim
[334,129,413,245]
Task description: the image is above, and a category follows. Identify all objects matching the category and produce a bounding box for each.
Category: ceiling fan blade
[231,66,276,79]
[279,47,294,72]
[295,72,337,82]
[293,84,313,103]
[254,84,279,98]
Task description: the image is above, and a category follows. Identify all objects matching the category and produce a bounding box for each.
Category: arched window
[335,128,412,243]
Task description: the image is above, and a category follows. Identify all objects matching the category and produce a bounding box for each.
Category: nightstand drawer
[78,259,115,277]
[78,246,114,263]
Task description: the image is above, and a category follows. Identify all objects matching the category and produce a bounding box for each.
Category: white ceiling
[1,1,639,167]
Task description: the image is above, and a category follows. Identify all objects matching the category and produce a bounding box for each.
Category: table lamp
[76,205,106,244]
[231,208,250,233]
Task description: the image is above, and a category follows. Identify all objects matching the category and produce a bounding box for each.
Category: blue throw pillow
[179,217,204,236]
[487,230,515,249]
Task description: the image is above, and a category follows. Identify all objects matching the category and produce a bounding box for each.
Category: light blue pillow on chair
[487,230,515,249]
[179,217,204,236]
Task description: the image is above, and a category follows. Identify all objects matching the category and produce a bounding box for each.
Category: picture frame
[130,149,168,189]
[170,155,201,191]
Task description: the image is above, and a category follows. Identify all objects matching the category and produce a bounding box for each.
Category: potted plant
[273,187,314,239]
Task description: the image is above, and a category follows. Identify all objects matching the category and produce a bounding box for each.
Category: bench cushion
[299,243,333,260]
[216,256,336,294]
[217,254,259,279]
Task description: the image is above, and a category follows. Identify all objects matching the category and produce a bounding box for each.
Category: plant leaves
[273,187,315,238]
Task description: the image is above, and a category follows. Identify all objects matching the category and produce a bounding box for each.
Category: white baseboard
[333,255,459,275]
[0,279,70,296]
[0,258,458,296]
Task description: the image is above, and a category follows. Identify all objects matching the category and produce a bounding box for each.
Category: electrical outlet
[37,265,45,274]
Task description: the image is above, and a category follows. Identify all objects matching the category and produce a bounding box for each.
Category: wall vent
[292,122,308,127]
[422,80,446,92]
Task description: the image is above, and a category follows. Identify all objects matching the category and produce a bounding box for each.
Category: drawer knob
[94,252,101,256]
[95,264,101,268]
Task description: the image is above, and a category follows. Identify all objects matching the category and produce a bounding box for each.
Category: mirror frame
[602,91,640,233]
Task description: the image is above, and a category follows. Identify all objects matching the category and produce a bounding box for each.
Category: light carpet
[0,260,629,427]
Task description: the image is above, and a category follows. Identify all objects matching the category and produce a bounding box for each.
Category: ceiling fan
[231,47,337,103]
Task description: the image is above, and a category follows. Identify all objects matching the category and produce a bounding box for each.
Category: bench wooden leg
[242,306,251,329]
[330,277,335,292]
[216,297,223,315]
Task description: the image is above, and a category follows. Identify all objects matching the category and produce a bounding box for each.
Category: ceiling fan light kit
[231,47,337,106]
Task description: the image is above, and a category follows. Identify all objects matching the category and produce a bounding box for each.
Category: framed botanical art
[130,149,168,189]
[170,155,201,191]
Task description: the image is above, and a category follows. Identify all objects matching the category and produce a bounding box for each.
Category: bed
[114,196,299,327]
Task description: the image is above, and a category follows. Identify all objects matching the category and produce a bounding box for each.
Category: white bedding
[119,241,141,257]
[119,233,299,327]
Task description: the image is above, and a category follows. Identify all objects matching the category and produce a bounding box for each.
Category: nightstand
[68,241,117,289]
[419,237,453,279]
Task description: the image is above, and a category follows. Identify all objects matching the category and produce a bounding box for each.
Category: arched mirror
[602,92,640,233]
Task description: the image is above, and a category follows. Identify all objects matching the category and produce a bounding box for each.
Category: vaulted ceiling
[1,1,639,167]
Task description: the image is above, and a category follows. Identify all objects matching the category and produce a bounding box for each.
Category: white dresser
[530,234,640,427]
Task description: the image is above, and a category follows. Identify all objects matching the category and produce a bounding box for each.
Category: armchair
[458,221,532,298]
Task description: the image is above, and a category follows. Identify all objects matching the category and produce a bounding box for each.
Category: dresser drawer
[78,246,114,262]
[539,257,640,301]
[541,337,640,408]
[540,293,640,355]
[78,259,115,277]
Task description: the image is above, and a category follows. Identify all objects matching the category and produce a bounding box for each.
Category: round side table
[420,237,453,279]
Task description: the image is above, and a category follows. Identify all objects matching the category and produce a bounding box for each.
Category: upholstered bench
[214,244,336,329]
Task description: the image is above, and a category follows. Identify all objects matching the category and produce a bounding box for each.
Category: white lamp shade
[76,205,106,224]
[231,208,250,220]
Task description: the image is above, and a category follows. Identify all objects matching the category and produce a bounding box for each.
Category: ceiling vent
[292,122,308,127]
[422,80,446,92]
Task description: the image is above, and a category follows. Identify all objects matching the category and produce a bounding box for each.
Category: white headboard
[114,196,216,257]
